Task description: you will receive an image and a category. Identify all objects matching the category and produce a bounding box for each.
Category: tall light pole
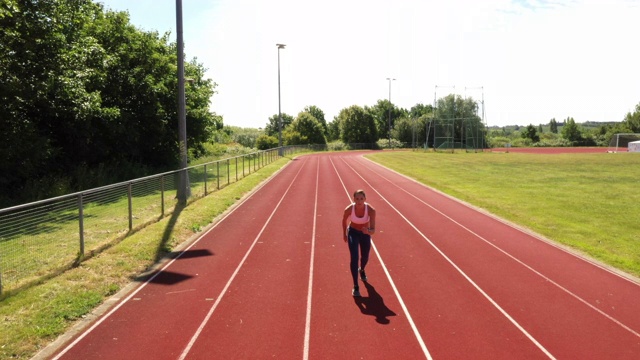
[176,0,190,204]
[386,77,396,149]
[276,44,286,156]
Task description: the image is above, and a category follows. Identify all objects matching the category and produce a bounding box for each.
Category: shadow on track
[354,282,396,324]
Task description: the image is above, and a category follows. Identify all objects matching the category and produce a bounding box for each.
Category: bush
[255,135,279,150]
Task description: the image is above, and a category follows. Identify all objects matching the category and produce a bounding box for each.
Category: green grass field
[367,150,640,276]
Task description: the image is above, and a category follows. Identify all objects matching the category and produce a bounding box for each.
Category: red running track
[44,152,640,359]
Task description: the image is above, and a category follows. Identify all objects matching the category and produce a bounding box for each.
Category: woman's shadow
[354,282,396,324]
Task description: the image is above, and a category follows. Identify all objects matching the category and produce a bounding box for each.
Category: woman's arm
[366,206,376,235]
[342,205,352,242]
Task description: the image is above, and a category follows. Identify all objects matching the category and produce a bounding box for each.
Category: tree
[255,135,279,150]
[288,112,326,145]
[409,103,434,118]
[326,117,341,142]
[303,105,327,136]
[339,105,378,144]
[623,103,640,132]
[433,94,485,148]
[549,118,558,133]
[369,99,406,140]
[561,117,582,143]
[0,0,219,205]
[521,124,540,143]
[265,113,294,137]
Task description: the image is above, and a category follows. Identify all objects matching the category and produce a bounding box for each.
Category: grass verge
[0,157,290,360]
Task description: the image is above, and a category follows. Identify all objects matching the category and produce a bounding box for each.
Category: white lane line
[302,157,320,360]
[330,156,433,360]
[178,159,309,360]
[51,162,290,360]
[359,157,640,339]
[344,155,554,359]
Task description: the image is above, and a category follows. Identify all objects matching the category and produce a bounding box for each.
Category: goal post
[607,133,640,153]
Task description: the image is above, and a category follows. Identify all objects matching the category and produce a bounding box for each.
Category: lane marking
[342,156,556,358]
[330,156,433,360]
[178,159,309,359]
[51,161,293,360]
[302,157,319,360]
[356,156,640,339]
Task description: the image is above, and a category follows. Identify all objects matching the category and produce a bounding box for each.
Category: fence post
[78,193,85,256]
[127,183,133,231]
[217,161,220,190]
[204,164,208,195]
[235,157,238,182]
[227,159,230,186]
[160,175,165,217]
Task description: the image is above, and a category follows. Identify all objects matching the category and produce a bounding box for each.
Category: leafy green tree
[549,118,558,133]
[339,105,377,144]
[255,134,279,150]
[433,94,485,148]
[326,117,341,142]
[409,103,434,118]
[521,124,540,143]
[369,99,406,140]
[303,105,327,136]
[623,103,640,132]
[561,117,582,143]
[0,0,219,205]
[289,112,326,145]
[265,113,294,137]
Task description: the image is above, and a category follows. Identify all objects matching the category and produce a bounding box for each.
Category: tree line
[491,104,640,147]
[1,0,220,206]
[256,94,485,151]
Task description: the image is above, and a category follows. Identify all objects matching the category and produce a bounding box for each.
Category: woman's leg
[359,235,371,270]
[348,229,361,287]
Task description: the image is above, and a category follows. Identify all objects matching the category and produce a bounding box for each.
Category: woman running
[342,189,376,297]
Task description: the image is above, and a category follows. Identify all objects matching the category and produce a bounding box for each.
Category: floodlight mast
[386,78,396,148]
[276,44,286,156]
[176,0,190,204]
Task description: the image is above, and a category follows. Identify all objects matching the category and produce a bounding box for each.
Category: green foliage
[327,117,341,142]
[265,113,294,137]
[256,135,279,150]
[303,105,328,136]
[0,0,219,206]
[623,102,640,132]
[549,118,559,133]
[369,99,407,139]
[339,105,378,144]
[561,117,583,143]
[289,112,326,145]
[521,124,540,142]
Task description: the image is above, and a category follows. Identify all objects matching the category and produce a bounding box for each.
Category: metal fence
[0,146,309,294]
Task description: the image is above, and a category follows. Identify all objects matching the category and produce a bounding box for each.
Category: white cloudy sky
[99,0,640,129]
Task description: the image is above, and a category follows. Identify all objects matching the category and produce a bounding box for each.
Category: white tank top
[350,203,369,224]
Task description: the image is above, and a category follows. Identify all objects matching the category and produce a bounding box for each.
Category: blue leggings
[348,227,371,286]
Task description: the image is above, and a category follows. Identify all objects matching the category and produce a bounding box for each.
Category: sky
[98,0,640,129]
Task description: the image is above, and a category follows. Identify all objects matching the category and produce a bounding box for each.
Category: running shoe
[359,268,367,282]
[352,286,361,297]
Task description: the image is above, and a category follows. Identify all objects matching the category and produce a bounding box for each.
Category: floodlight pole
[386,78,395,149]
[176,0,190,204]
[277,44,286,156]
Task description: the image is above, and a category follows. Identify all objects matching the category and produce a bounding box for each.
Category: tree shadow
[353,282,397,324]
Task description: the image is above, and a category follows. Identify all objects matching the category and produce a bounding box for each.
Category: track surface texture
[45,151,640,359]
